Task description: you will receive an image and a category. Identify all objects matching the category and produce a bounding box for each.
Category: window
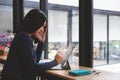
[24,0,39,16]
[0,0,13,54]
[93,0,120,66]
[48,0,79,66]
[0,2,13,33]
[109,16,120,64]
[48,10,68,59]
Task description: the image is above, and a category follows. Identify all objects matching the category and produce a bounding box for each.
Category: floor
[94,63,120,73]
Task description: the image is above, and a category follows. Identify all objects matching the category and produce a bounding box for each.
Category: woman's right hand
[55,49,64,64]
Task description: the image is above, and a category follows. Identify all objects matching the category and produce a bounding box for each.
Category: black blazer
[1,32,58,80]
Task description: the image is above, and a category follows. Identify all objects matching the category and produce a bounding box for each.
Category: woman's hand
[55,49,64,64]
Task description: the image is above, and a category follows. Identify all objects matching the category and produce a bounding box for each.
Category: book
[69,69,92,76]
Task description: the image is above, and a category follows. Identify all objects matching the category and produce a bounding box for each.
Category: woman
[1,9,64,80]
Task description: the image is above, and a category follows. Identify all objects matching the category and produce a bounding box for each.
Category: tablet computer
[51,43,76,70]
[39,43,76,70]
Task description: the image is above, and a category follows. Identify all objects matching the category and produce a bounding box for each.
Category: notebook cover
[69,69,92,76]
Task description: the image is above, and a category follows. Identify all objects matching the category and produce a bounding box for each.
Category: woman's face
[32,21,47,42]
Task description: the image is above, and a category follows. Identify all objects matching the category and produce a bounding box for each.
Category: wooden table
[0,53,120,80]
[45,65,120,80]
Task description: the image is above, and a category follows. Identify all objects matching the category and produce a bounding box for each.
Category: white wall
[94,0,120,11]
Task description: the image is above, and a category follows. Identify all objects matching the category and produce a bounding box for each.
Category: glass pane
[109,16,120,64]
[48,10,68,59]
[24,0,39,16]
[93,0,120,11]
[93,14,107,66]
[25,0,39,2]
[0,0,13,55]
[0,5,13,33]
[48,0,79,66]
[71,10,79,66]
[48,0,79,7]
[72,10,79,42]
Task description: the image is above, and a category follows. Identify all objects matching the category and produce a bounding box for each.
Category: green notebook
[69,69,92,76]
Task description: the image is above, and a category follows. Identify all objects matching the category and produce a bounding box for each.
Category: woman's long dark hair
[17,9,47,61]
[17,9,47,33]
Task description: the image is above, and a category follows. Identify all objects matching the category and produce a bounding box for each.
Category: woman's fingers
[55,53,64,64]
